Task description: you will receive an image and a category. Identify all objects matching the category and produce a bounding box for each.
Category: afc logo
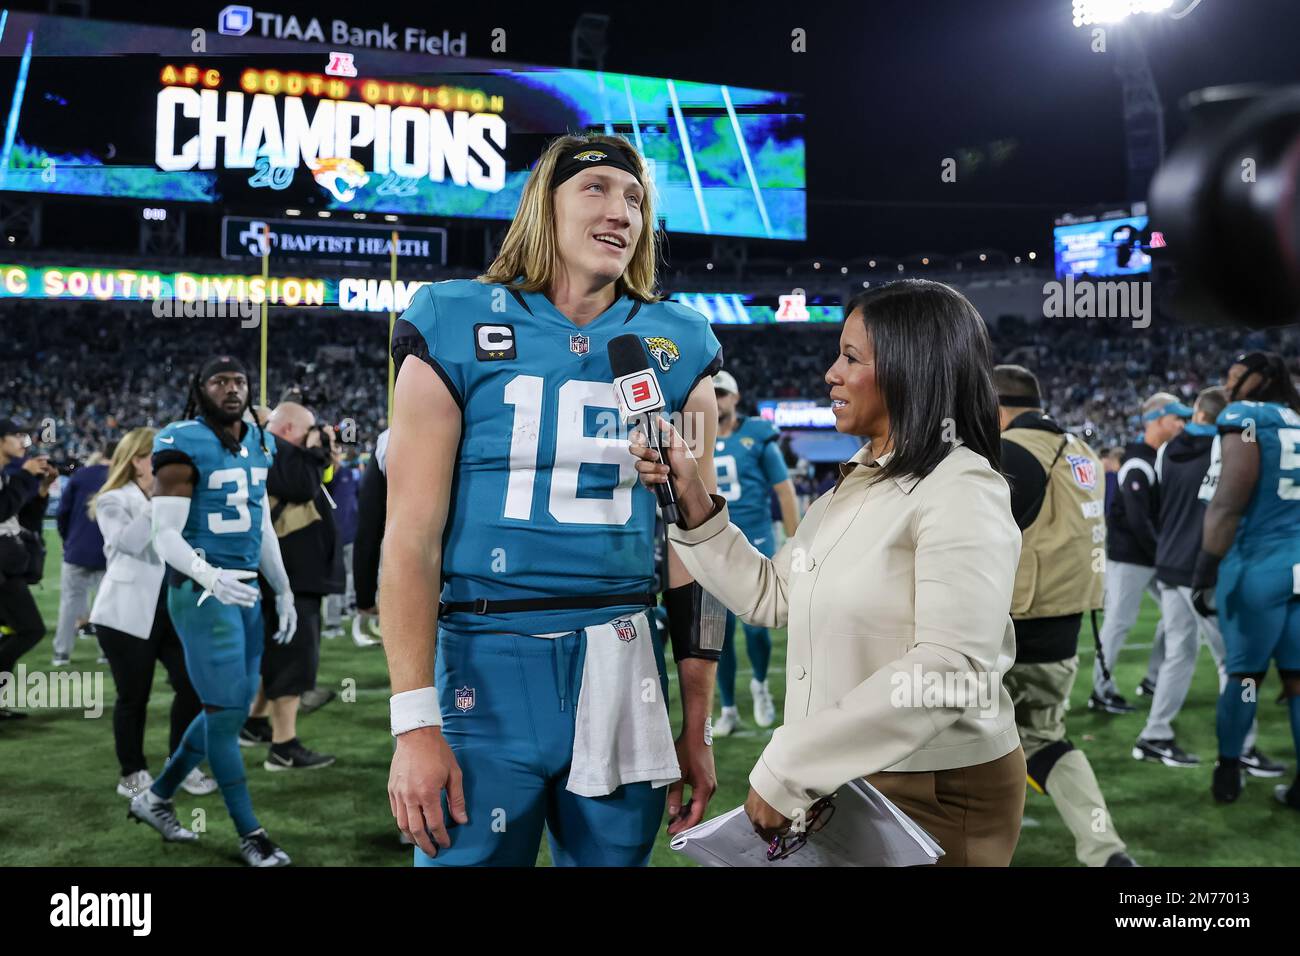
[326,52,358,78]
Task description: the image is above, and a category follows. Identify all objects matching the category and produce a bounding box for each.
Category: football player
[709,370,799,735]
[1193,351,1300,807]
[384,134,723,866]
[127,356,298,866]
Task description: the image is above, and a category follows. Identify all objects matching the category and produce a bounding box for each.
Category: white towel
[566,611,681,798]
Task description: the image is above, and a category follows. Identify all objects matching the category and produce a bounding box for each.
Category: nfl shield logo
[1066,454,1097,490]
[612,618,637,643]
[570,334,590,356]
[454,686,475,712]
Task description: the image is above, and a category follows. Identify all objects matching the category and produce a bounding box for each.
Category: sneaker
[116,769,154,799]
[264,740,336,772]
[299,687,336,714]
[52,655,71,667]
[352,616,380,647]
[1132,737,1200,767]
[181,767,218,796]
[1241,747,1286,778]
[127,790,198,842]
[713,707,739,738]
[1275,780,1300,809]
[750,679,776,728]
[1087,691,1135,715]
[96,655,108,665]
[239,718,272,748]
[322,626,344,640]
[1212,759,1244,804]
[239,828,291,867]
[1135,677,1157,698]
[1105,851,1140,867]
[77,623,97,640]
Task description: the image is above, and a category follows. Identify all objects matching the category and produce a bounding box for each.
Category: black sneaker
[1132,737,1200,767]
[1105,851,1139,867]
[1088,691,1135,715]
[1241,747,1286,778]
[1275,780,1300,810]
[264,739,336,772]
[1135,677,1157,698]
[299,688,337,715]
[239,718,272,748]
[1212,759,1244,804]
[239,828,291,867]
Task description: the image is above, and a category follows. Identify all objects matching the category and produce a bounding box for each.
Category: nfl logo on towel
[454,686,476,711]
[612,618,637,643]
[570,334,590,356]
[1066,454,1097,490]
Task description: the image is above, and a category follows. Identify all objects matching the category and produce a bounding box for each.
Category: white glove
[272,592,298,645]
[194,567,260,608]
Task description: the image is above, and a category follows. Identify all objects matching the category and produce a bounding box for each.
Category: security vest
[1003,426,1105,618]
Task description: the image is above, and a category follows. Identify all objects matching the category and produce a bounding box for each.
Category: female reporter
[89,428,214,799]
[632,280,1027,866]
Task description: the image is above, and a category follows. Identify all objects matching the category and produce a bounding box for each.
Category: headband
[198,355,248,383]
[550,144,643,191]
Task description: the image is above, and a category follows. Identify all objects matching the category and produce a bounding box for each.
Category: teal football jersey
[714,415,787,543]
[392,279,723,635]
[152,418,275,570]
[1216,400,1300,550]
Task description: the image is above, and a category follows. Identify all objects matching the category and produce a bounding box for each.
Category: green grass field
[1,529,1296,866]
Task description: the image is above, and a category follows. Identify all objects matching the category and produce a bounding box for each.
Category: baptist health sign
[222,217,447,265]
[217,6,468,56]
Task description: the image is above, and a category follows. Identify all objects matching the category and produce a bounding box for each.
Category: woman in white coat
[90,428,216,799]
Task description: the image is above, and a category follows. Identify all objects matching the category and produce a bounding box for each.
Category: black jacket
[1154,427,1215,587]
[352,455,386,611]
[266,435,344,597]
[0,467,44,530]
[1106,441,1160,566]
[1000,411,1066,531]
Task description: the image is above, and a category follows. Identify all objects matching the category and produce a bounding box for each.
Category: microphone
[608,333,679,525]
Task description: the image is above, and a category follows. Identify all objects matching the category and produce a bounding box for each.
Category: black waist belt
[439,592,657,617]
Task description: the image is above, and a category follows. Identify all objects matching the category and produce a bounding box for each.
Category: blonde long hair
[478,133,662,302]
[88,427,156,520]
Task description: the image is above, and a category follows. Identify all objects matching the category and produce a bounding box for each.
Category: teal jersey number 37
[391,279,722,635]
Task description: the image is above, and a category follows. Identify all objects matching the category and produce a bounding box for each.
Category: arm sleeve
[1119,464,1158,559]
[18,484,47,532]
[748,466,1021,819]
[56,477,74,539]
[1001,439,1049,531]
[96,494,154,558]
[258,504,291,595]
[267,439,325,505]
[352,462,387,609]
[0,471,39,523]
[759,435,790,485]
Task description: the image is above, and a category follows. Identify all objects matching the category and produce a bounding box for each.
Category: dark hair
[843,279,1001,484]
[182,365,268,457]
[1195,386,1229,422]
[1229,351,1300,412]
[991,364,1042,406]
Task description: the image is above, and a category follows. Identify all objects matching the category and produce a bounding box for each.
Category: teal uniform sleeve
[390,282,469,407]
[758,427,789,485]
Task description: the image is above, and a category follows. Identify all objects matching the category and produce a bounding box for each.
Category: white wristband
[390,686,443,736]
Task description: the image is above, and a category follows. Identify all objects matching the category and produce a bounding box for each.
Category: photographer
[242,401,340,770]
[0,419,57,719]
[53,444,110,666]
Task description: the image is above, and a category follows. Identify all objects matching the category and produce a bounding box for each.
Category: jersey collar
[516,288,638,330]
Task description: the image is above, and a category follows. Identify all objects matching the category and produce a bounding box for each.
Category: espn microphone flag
[607,333,679,524]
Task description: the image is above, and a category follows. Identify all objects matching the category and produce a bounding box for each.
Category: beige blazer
[668,442,1022,819]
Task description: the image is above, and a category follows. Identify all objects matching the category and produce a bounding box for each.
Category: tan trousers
[1004,656,1127,866]
[868,747,1027,866]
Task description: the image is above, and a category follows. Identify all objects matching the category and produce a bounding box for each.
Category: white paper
[669,778,943,867]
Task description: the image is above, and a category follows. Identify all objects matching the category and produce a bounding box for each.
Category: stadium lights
[352,213,367,220]
[896,264,904,272]
[921,257,929,265]
[318,211,331,218]
[979,253,987,261]
[813,261,821,269]
[706,262,714,270]
[862,281,870,288]
[285,208,300,216]
[840,266,848,274]
[1015,256,1022,263]
[1072,0,1173,28]
[384,214,399,222]
[868,260,876,268]
[1029,251,1037,260]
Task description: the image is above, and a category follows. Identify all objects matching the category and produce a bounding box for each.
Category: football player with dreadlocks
[126,356,299,866]
[1193,351,1300,809]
